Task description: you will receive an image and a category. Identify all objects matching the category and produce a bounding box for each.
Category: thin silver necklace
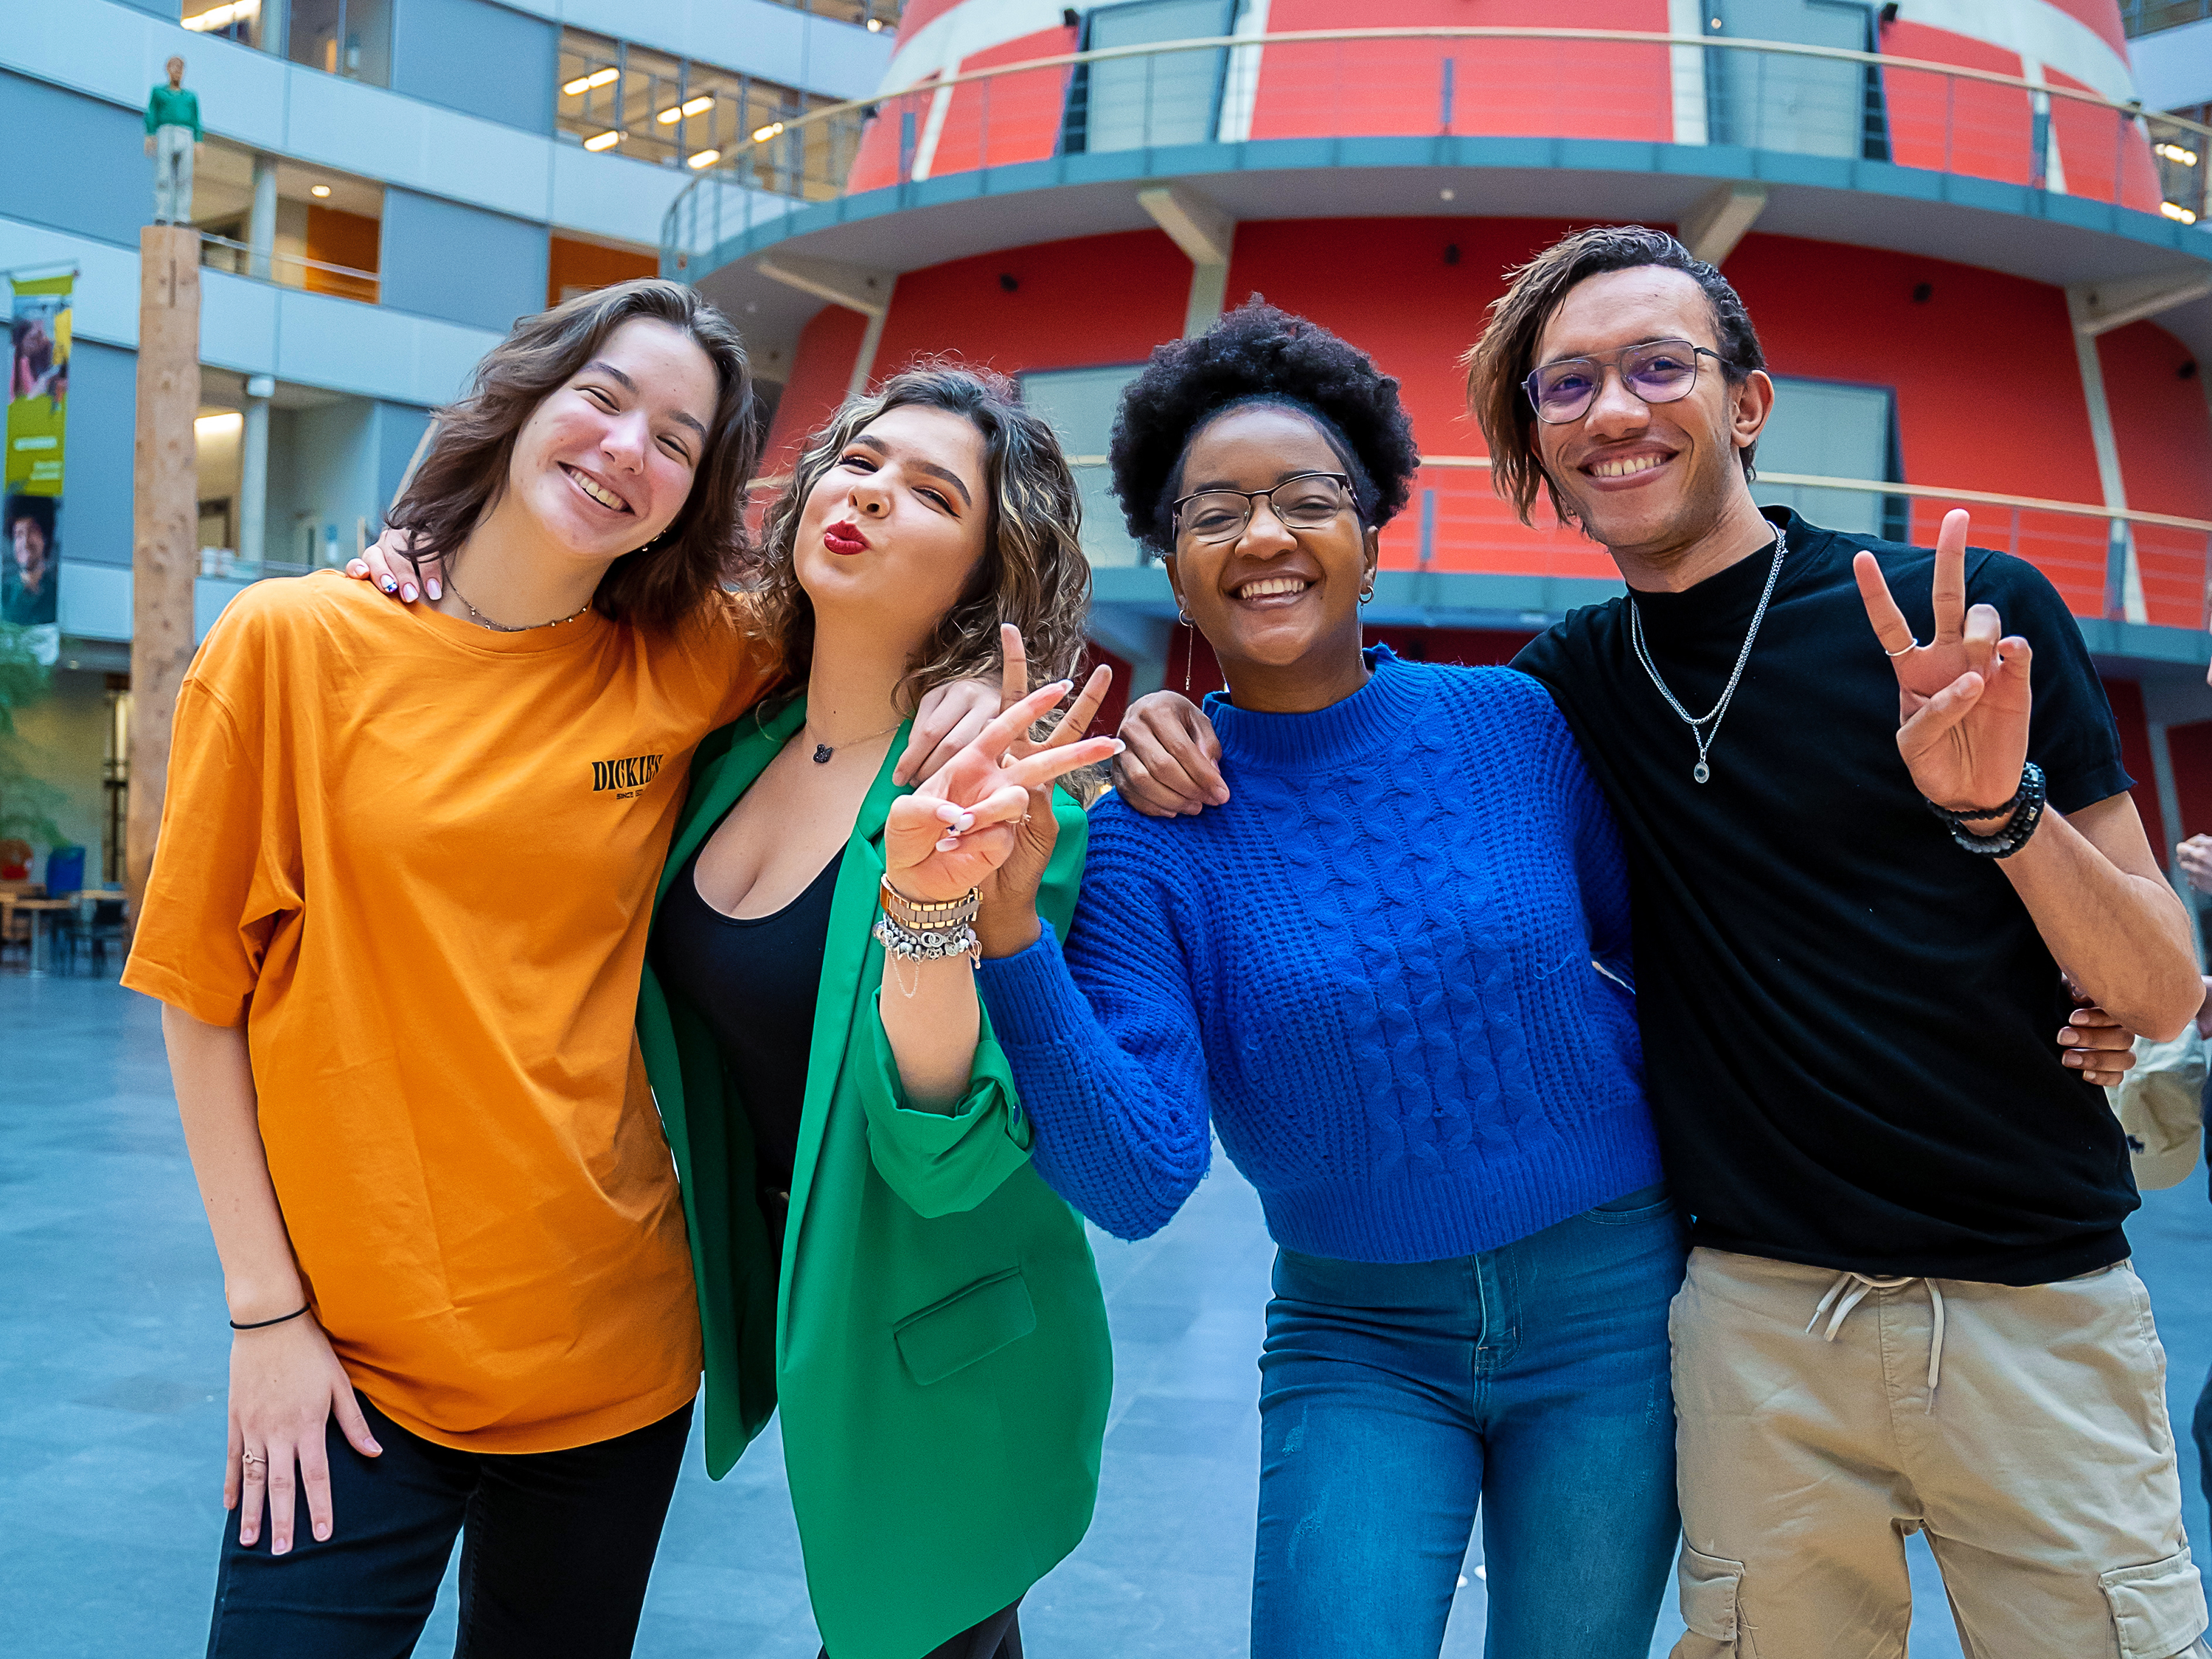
[445,575,591,633]
[1627,524,1784,785]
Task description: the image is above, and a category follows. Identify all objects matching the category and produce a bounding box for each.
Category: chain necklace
[1627,524,1784,785]
[444,574,591,633]
[807,718,902,765]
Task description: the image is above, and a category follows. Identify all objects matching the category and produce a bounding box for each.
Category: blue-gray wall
[112,0,179,15]
[60,341,136,569]
[0,72,148,246]
[374,400,434,526]
[392,0,556,134]
[378,189,546,332]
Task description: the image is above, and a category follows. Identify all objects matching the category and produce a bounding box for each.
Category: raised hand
[1853,508,2032,815]
[1113,691,1228,818]
[886,644,1119,906]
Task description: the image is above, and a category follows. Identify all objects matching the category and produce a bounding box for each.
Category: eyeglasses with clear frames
[1170,471,1355,545]
[1523,340,1727,425]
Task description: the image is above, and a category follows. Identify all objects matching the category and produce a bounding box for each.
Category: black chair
[58,896,128,977]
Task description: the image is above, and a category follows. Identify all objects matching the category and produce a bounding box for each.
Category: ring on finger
[1883,636,1921,658]
[242,1450,268,1469]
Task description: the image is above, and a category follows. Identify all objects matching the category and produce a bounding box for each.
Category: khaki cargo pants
[1669,1247,2210,1659]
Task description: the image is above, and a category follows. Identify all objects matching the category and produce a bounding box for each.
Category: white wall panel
[2135,15,2212,112]
[58,561,131,642]
[268,286,495,407]
[282,70,552,223]
[549,145,697,250]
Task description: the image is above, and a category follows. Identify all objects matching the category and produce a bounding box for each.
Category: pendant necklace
[1627,524,1784,785]
[807,718,902,765]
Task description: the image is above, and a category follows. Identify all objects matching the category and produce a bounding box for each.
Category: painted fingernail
[380,579,396,594]
[401,584,418,602]
[1110,740,1126,754]
[427,580,442,601]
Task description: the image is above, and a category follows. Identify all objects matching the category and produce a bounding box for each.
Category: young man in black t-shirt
[1115,229,2204,1658]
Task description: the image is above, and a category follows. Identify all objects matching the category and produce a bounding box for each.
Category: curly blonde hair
[747,361,1093,708]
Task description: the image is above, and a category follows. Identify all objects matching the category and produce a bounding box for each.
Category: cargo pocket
[2100,1550,2208,1658]
[1677,1545,1746,1654]
[893,1267,1037,1387]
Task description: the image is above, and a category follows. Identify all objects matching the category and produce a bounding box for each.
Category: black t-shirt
[1513,509,2137,1284]
[651,832,843,1213]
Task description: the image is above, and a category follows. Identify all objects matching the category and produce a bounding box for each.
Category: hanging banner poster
[5,271,71,634]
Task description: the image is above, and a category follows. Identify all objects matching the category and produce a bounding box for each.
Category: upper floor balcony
[665,25,2212,265]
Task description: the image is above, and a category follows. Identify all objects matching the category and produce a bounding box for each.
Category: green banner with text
[6,271,71,628]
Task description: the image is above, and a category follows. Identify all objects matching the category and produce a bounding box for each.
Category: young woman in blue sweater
[965,302,1681,1659]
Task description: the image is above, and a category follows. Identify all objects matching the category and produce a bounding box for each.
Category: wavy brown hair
[748,362,1092,709]
[1466,225,1765,526]
[385,279,757,633]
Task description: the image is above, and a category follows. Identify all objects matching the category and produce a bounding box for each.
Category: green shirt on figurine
[145,83,201,139]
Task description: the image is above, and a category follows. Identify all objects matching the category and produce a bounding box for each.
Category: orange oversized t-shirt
[124,572,778,1453]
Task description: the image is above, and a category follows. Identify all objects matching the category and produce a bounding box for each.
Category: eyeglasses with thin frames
[1170,471,1356,545]
[1522,339,1727,425]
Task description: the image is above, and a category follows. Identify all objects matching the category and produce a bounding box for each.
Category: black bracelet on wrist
[1924,762,2045,858]
[229,1305,310,1331]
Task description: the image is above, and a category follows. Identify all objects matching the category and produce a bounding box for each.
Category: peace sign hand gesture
[1853,508,2033,816]
[885,629,1119,908]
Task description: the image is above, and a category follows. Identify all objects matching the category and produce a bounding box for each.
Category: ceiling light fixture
[310,183,332,198]
[2155,141,2200,167]
[658,94,715,124]
[584,130,625,151]
[563,66,619,95]
[194,411,244,437]
[687,149,720,169]
[866,16,884,29]
[2161,200,2199,224]
[184,0,260,32]
[752,121,786,142]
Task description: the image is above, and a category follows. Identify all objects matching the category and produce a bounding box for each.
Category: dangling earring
[1178,612,1194,698]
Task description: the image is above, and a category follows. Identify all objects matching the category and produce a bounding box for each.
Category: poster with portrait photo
[6,273,69,640]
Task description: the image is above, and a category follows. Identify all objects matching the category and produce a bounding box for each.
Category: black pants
[821,1599,1023,1659]
[206,1391,692,1659]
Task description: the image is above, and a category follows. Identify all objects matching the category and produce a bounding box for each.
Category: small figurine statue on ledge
[145,56,203,226]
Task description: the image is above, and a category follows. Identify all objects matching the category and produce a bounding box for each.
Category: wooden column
[128,225,201,920]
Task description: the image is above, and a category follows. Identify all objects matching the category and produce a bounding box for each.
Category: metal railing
[1394,458,2212,630]
[664,28,2212,266]
[197,232,380,305]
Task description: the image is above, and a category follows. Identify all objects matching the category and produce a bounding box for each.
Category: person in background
[124,281,994,1658]
[1116,226,2201,1658]
[4,494,57,626]
[146,55,201,226]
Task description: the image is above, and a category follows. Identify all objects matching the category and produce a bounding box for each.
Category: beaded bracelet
[1924,762,2046,858]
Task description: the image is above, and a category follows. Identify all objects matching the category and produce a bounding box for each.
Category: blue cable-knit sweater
[978,647,1659,1264]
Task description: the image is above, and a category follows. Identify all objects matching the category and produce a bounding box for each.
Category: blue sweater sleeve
[975,817,1214,1240]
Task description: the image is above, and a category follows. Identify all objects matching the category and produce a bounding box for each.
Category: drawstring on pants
[1807,1273,1947,1411]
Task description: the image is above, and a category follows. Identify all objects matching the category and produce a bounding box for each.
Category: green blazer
[635,695,1112,1659]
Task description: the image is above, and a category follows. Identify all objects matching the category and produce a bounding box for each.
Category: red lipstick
[824,519,869,555]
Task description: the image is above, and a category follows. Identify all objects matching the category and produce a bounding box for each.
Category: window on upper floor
[556,28,850,195]
[1019,365,1147,568]
[2122,1,2212,35]
[190,141,385,307]
[1751,377,1905,540]
[286,0,394,86]
[182,0,271,49]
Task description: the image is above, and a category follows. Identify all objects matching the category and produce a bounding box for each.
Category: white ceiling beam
[1137,183,1237,268]
[2069,270,2212,337]
[754,254,894,319]
[1679,181,1767,267]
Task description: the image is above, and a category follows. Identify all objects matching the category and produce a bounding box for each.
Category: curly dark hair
[748,360,1092,709]
[384,279,757,635]
[1107,300,1421,558]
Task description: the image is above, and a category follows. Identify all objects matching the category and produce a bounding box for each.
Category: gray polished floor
[4,973,2208,1657]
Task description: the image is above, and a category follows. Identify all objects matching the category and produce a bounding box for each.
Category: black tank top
[652,832,844,1217]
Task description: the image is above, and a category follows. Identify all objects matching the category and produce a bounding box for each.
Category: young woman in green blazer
[635,364,1122,1659]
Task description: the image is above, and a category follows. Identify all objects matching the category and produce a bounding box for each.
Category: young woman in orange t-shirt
[125,282,1000,1658]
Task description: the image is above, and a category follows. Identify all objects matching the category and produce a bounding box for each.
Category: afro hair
[1107,299,1420,557]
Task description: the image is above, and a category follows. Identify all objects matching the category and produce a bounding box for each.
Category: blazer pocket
[894,1267,1037,1387]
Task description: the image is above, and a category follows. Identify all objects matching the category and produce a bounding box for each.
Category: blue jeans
[1251,1186,1687,1659]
